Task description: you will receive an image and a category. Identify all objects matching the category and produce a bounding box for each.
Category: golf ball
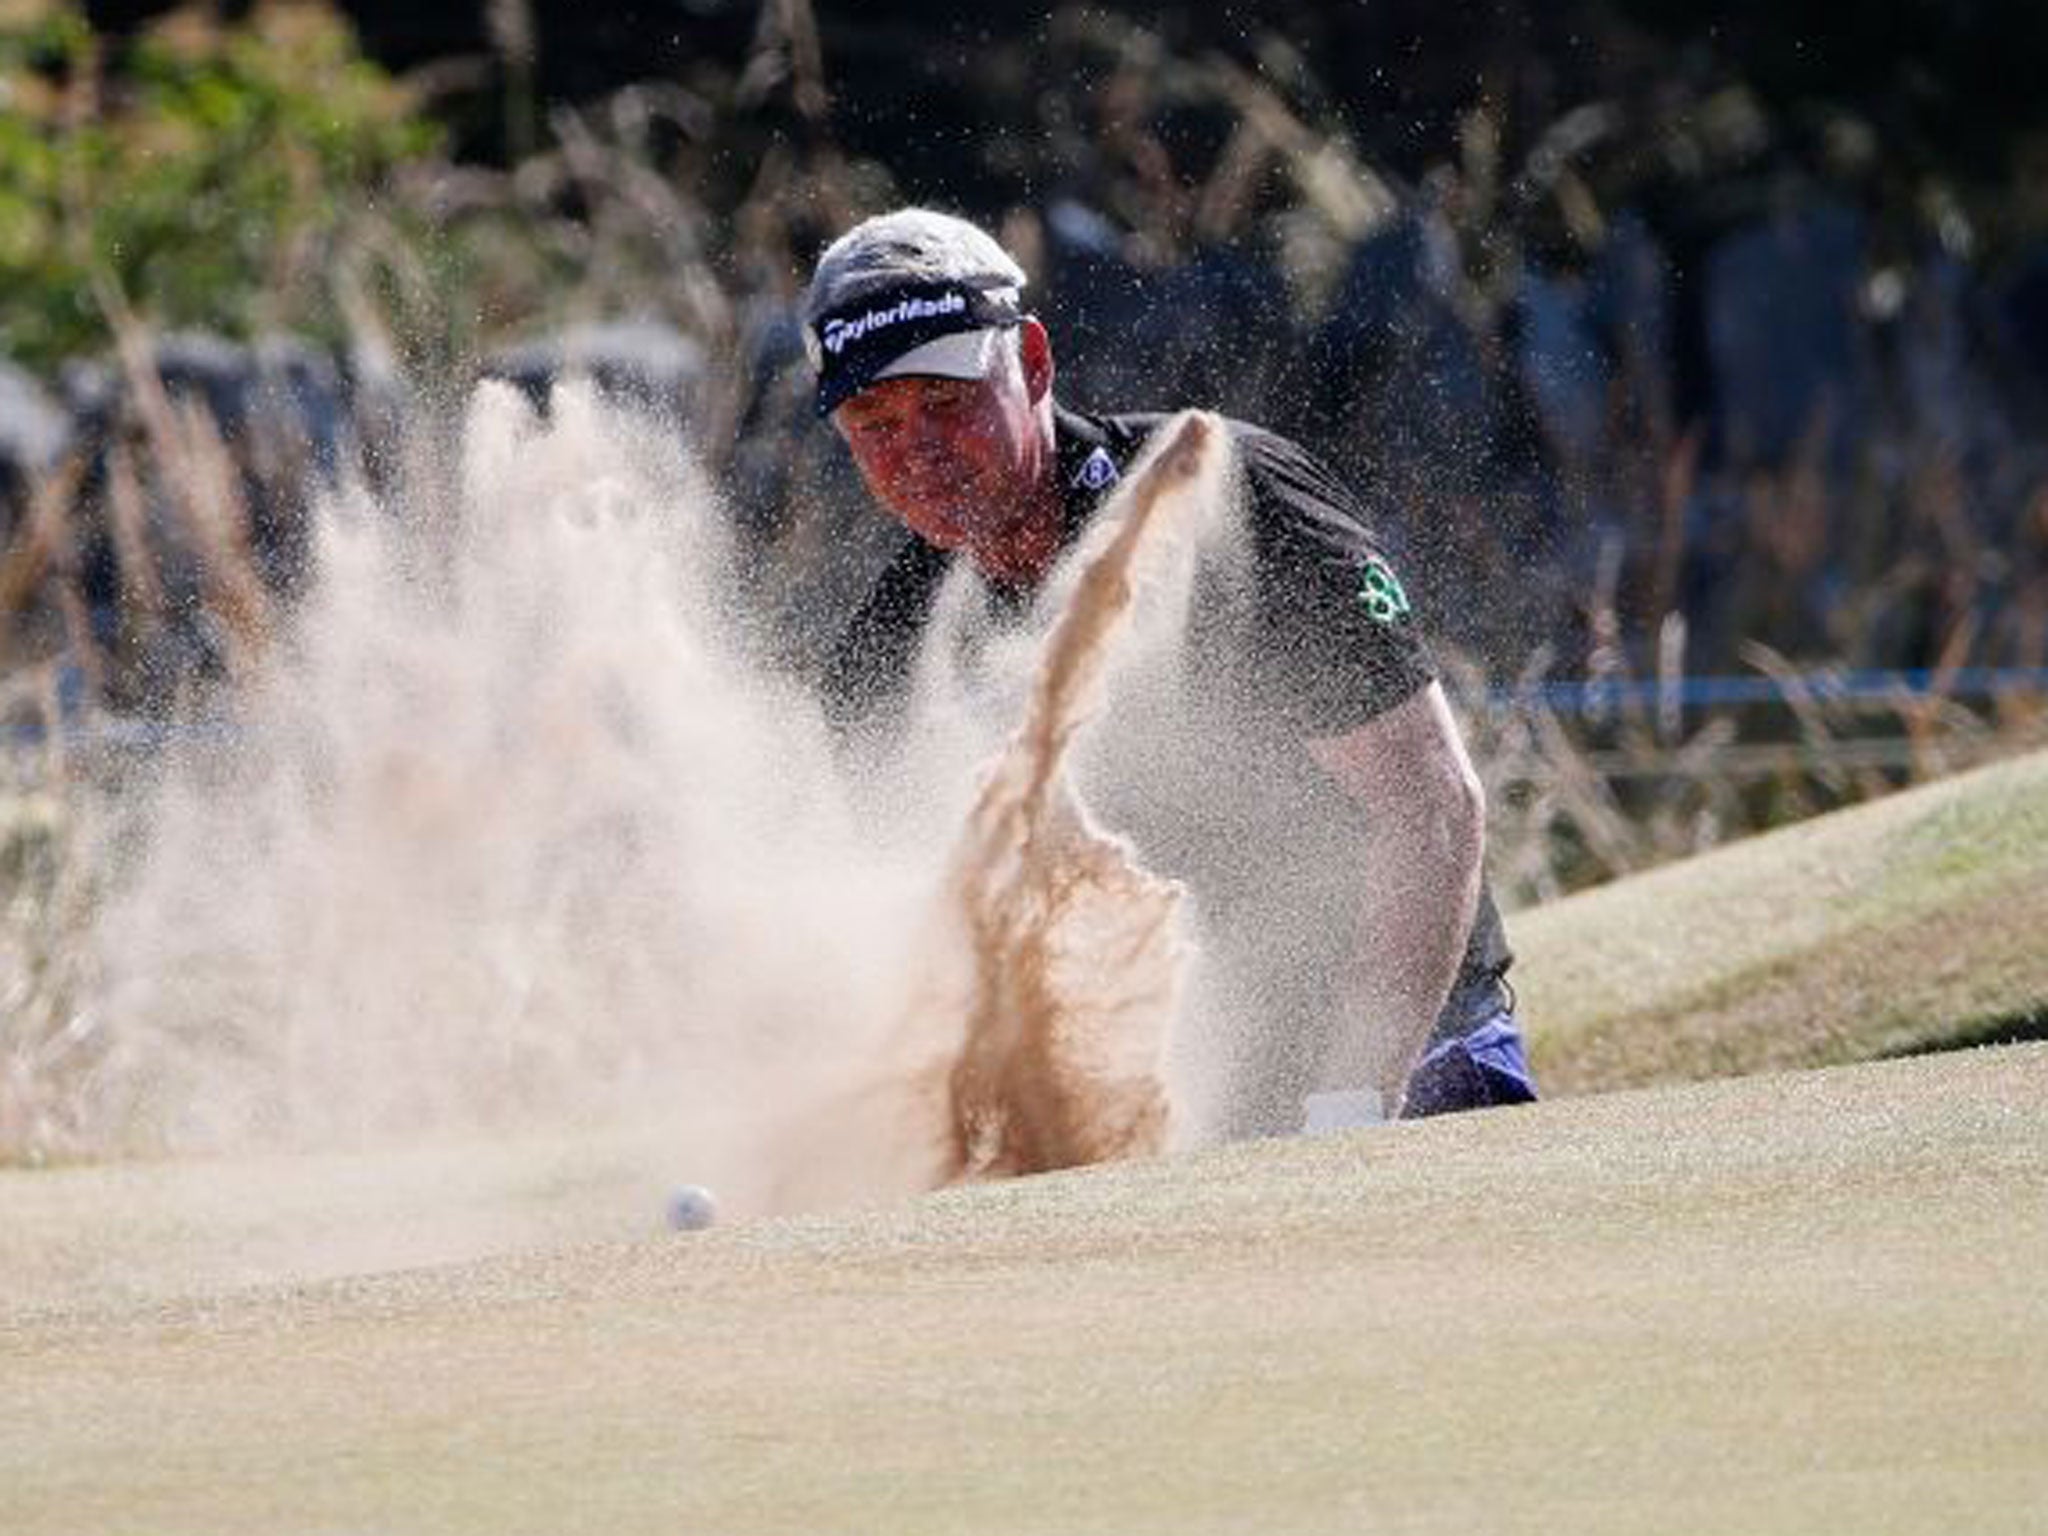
[667,1184,719,1232]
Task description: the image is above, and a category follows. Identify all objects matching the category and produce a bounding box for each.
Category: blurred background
[5,0,2048,898]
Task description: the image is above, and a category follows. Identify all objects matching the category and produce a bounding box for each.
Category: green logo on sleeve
[1358,557,1412,624]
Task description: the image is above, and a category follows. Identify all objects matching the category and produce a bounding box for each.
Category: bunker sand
[5,1043,2045,1535]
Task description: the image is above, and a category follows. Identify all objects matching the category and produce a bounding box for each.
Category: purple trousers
[1401,1011,1538,1118]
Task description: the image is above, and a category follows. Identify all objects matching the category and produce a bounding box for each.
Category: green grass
[3,1045,2045,1535]
[1514,747,2048,1092]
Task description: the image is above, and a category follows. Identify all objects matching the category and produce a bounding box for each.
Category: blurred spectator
[1702,191,1872,475]
[484,319,705,430]
[0,359,70,546]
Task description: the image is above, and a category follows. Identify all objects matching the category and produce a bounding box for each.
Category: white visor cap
[870,327,1007,388]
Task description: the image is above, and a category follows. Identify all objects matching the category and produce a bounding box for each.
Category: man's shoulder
[1053,404,1161,496]
[1219,417,1373,531]
[1059,403,1365,522]
[1058,403,1311,461]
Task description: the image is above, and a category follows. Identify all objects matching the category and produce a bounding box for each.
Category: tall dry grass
[1462,633,2048,913]
[0,667,104,1162]
[0,296,287,1162]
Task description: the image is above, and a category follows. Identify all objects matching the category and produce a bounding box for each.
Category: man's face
[832,365,1042,552]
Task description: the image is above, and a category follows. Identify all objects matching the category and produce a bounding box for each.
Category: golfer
[808,207,1535,1136]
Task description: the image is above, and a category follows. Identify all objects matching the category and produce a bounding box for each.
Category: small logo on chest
[1073,447,1120,492]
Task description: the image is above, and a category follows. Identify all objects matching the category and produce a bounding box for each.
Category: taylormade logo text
[820,291,966,355]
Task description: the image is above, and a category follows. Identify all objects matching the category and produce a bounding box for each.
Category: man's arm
[1303,679,1486,1115]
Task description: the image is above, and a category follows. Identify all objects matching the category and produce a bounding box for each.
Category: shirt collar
[1051,402,1126,545]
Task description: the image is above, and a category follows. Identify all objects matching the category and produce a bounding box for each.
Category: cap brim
[872,329,1003,386]
[813,318,1014,418]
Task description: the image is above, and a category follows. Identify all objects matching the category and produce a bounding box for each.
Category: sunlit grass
[1516,746,2048,1091]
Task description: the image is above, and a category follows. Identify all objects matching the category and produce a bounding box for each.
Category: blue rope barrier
[1483,667,2048,716]
[6,666,2048,756]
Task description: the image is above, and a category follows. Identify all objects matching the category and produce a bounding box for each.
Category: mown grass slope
[4,1045,2045,1536]
[1513,747,2048,1092]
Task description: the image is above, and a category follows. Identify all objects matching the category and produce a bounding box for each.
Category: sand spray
[55,386,1242,1216]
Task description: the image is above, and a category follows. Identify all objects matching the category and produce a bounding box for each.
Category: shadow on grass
[1880,1006,2048,1059]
